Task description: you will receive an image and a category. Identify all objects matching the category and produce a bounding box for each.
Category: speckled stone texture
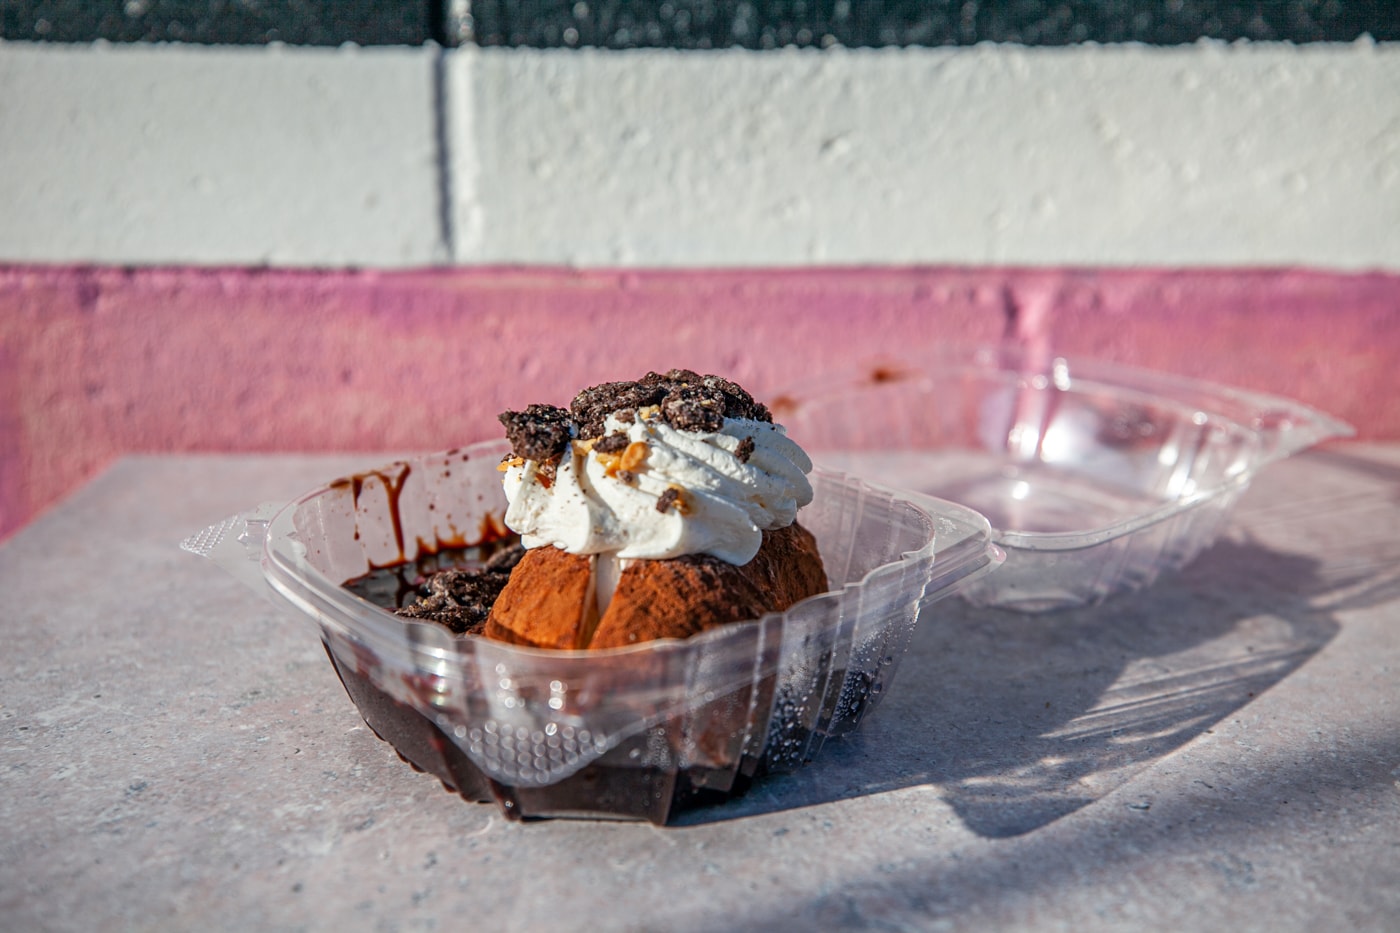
[0,0,430,45]
[4,0,1395,46]
[464,0,1400,48]
[1,448,1398,930]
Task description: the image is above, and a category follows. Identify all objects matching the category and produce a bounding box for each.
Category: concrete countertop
[2,448,1397,931]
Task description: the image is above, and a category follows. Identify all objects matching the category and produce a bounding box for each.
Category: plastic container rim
[779,342,1355,552]
[257,439,1003,669]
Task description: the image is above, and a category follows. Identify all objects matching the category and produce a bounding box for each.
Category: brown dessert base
[484,522,827,650]
[336,517,832,823]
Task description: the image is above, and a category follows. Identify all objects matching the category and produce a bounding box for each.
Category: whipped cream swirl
[502,411,813,565]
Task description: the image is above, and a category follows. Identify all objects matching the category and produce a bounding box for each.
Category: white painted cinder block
[2,40,1396,270]
[0,42,443,267]
[456,41,1400,270]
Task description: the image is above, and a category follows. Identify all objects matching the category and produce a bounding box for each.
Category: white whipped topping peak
[502,411,813,565]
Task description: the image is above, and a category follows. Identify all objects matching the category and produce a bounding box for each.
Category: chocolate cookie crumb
[656,487,681,513]
[483,542,526,573]
[501,370,774,462]
[498,404,573,463]
[395,566,510,635]
[735,436,755,463]
[647,368,699,385]
[572,380,668,440]
[593,431,631,455]
[661,385,727,434]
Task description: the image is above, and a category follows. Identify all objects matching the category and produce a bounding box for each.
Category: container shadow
[676,533,1340,834]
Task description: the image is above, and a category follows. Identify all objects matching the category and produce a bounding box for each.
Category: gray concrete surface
[2,448,1397,931]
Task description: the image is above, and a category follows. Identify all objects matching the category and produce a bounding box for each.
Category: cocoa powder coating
[485,524,827,650]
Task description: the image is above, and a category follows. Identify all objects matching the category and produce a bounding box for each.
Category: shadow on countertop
[677,447,1400,834]
[675,534,1337,834]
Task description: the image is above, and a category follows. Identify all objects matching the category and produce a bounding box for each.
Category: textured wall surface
[0,44,442,267]
[463,43,1400,268]
[3,42,1398,270]
[3,264,1396,541]
[3,39,1397,540]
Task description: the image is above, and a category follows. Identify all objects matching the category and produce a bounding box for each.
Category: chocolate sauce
[324,644,771,825]
[344,536,518,611]
[321,444,826,822]
[332,530,785,823]
[329,462,414,567]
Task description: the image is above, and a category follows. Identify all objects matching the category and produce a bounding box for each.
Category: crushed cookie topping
[735,436,755,463]
[498,404,573,464]
[655,487,681,514]
[499,371,774,464]
[570,380,666,440]
[593,431,630,455]
[393,543,524,635]
[661,385,726,434]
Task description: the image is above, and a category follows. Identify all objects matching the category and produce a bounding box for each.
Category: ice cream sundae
[397,369,828,647]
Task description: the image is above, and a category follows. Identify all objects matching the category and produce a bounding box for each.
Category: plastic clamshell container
[778,344,1352,612]
[250,439,1001,824]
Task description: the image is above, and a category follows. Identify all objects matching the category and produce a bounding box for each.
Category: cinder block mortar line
[432,46,455,261]
[428,2,472,262]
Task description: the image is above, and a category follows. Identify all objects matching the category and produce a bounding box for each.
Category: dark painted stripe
[0,1,430,46]
[467,0,1400,49]
[4,1,1397,47]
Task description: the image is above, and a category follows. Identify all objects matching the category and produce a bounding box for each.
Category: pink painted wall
[3,264,1397,542]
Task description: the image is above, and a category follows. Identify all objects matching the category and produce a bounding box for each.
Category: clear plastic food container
[777,344,1351,612]
[184,439,1001,824]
